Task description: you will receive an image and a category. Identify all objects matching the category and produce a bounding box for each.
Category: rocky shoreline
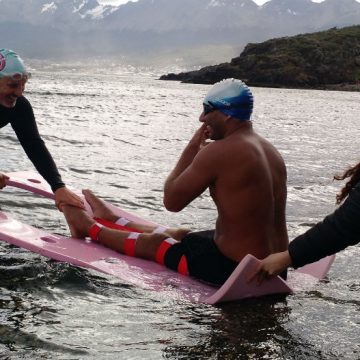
[160,26,360,92]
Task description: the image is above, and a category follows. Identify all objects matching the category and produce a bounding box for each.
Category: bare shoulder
[195,132,284,172]
[257,135,287,181]
[235,132,286,173]
[259,136,286,166]
[195,140,227,160]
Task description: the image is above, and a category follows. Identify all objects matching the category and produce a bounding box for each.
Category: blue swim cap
[203,78,253,121]
[0,49,28,79]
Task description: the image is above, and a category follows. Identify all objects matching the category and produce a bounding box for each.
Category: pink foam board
[1,171,335,304]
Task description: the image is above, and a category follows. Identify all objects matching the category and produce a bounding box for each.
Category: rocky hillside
[1,0,360,65]
[160,26,360,89]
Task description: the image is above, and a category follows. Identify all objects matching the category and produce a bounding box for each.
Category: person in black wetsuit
[251,161,360,283]
[0,48,84,210]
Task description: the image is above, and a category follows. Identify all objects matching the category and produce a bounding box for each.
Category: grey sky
[98,0,334,6]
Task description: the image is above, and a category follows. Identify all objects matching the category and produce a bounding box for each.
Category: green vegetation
[160,26,360,90]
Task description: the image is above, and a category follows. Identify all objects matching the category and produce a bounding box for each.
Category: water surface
[0,65,359,359]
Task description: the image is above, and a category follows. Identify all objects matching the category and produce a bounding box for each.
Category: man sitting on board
[62,78,289,286]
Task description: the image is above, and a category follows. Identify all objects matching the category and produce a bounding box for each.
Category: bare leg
[82,189,191,240]
[62,205,170,261]
[63,205,94,239]
[82,189,118,222]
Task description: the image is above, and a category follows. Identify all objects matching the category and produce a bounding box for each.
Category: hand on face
[54,187,85,212]
[0,173,9,189]
[247,251,292,285]
[190,123,211,149]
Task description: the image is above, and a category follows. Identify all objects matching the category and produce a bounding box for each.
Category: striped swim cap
[203,78,253,121]
[0,49,28,79]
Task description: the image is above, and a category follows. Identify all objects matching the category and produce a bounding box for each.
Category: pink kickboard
[0,210,292,304]
[5,171,154,226]
[2,171,335,304]
[296,255,335,279]
[0,210,216,302]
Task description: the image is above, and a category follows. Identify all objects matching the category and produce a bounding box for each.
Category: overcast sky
[98,0,332,6]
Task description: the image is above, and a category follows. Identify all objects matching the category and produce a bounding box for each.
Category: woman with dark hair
[252,162,360,283]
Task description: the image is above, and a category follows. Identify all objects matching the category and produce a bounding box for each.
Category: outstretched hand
[0,173,9,189]
[54,187,85,212]
[247,251,292,285]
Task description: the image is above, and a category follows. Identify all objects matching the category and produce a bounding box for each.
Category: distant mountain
[0,0,360,66]
[160,25,360,90]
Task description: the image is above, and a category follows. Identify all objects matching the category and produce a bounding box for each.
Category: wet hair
[334,161,360,204]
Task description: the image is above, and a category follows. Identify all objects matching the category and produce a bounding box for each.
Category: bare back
[208,125,288,261]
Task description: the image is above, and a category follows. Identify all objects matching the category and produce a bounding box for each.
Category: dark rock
[160,25,360,90]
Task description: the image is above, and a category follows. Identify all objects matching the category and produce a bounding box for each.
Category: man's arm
[288,181,360,268]
[164,125,217,212]
[11,97,65,191]
[11,97,84,210]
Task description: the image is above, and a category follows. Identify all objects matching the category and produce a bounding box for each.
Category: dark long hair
[334,161,360,204]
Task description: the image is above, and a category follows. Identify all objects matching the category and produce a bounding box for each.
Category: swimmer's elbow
[163,196,184,212]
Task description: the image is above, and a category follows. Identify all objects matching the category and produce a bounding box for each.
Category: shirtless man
[63,78,288,286]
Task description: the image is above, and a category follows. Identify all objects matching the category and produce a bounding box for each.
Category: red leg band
[177,255,189,276]
[155,238,176,265]
[123,238,137,257]
[94,217,142,233]
[88,223,104,241]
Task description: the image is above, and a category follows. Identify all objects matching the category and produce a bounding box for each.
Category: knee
[140,232,168,246]
[137,233,171,258]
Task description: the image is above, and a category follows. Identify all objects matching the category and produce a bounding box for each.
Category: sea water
[0,64,359,359]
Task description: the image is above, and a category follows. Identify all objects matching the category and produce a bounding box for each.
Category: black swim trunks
[163,230,238,286]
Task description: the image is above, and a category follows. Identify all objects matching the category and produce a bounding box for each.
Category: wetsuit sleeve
[10,97,65,192]
[289,181,360,268]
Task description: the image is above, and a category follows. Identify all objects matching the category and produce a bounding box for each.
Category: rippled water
[0,64,359,359]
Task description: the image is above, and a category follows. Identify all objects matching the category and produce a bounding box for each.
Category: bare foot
[62,205,94,238]
[82,189,118,222]
[83,189,190,240]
